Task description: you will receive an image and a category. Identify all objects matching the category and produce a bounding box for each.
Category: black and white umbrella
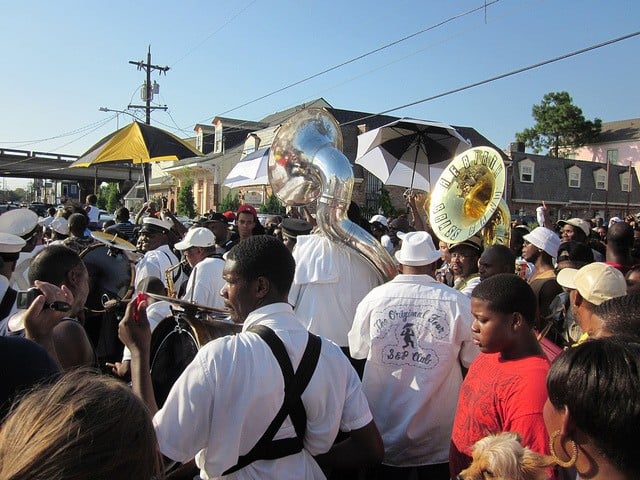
[356,118,470,191]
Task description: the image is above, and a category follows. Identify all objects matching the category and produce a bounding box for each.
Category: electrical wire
[195,0,501,124]
[340,30,640,126]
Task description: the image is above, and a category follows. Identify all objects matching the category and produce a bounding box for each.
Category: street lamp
[99,107,138,129]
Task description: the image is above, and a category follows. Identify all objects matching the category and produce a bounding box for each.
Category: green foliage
[260,193,286,214]
[219,191,240,213]
[377,188,396,217]
[516,91,602,157]
[177,178,196,218]
[97,183,120,212]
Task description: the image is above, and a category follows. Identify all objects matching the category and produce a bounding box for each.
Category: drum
[150,313,240,407]
[80,243,135,312]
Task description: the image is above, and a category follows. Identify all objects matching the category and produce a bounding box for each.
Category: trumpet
[165,259,186,298]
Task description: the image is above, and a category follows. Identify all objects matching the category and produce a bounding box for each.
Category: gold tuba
[428,146,510,245]
[268,108,397,282]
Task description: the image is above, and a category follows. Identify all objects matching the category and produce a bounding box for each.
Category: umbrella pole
[409,142,419,192]
[142,163,150,201]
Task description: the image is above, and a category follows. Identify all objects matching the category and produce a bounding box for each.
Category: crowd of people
[0,192,638,480]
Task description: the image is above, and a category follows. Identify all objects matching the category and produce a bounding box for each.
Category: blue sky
[1,0,638,189]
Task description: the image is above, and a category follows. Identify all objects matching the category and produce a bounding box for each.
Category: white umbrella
[223,147,270,189]
[356,118,470,191]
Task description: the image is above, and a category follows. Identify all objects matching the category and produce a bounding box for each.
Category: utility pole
[128,46,169,201]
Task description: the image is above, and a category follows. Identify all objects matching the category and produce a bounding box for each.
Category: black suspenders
[223,325,322,475]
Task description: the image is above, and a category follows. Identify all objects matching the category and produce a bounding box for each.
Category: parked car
[98,209,114,226]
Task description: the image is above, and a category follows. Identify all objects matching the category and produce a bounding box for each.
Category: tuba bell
[428,146,509,245]
[268,108,397,282]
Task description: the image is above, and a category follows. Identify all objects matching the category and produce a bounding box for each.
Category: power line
[169,0,259,67]
[0,116,116,148]
[340,30,640,126]
[196,0,501,124]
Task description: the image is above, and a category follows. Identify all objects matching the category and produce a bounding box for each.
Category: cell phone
[16,287,72,312]
[16,287,43,310]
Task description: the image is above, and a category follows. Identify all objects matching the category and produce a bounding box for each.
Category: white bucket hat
[395,231,441,266]
[523,226,560,257]
[174,227,216,251]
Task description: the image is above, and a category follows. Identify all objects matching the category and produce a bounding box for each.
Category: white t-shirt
[181,256,225,310]
[288,235,381,347]
[349,274,478,467]
[154,303,373,479]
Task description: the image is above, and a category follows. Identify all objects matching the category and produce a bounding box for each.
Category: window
[569,171,581,188]
[620,171,631,192]
[594,170,607,190]
[214,122,223,154]
[567,165,581,188]
[195,129,203,152]
[607,149,619,164]
[519,159,535,183]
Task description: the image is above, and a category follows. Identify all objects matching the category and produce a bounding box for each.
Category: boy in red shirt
[449,273,551,478]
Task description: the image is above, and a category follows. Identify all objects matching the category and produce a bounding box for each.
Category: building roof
[593,118,640,143]
[511,151,640,206]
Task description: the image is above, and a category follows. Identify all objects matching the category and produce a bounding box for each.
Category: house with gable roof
[147,97,507,220]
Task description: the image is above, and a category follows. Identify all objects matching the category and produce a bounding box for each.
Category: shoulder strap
[223,325,321,475]
[0,287,17,321]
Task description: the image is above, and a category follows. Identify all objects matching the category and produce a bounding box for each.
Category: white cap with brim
[395,231,441,266]
[175,227,216,250]
[0,209,39,238]
[557,218,591,238]
[369,214,388,227]
[50,217,69,236]
[557,262,627,306]
[0,232,27,253]
[140,217,173,234]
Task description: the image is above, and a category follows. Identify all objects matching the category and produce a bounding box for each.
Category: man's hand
[23,281,74,341]
[118,297,152,358]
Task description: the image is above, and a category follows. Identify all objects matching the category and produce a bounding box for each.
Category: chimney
[509,141,525,153]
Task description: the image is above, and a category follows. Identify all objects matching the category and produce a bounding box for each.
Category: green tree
[260,193,285,215]
[377,187,395,218]
[177,178,197,218]
[97,183,120,212]
[219,191,240,213]
[516,91,602,157]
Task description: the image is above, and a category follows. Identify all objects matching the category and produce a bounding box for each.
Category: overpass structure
[0,148,136,182]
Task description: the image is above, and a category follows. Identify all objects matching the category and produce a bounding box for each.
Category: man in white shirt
[120,235,383,479]
[135,217,185,295]
[349,231,478,479]
[174,227,225,310]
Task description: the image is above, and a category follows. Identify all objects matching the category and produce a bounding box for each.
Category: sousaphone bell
[429,146,510,245]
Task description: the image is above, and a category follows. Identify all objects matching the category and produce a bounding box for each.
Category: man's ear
[255,276,270,300]
[66,265,81,288]
[512,312,525,329]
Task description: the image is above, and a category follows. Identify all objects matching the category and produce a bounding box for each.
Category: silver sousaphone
[268,108,397,282]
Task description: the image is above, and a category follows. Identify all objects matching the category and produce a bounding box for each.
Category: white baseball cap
[369,214,388,227]
[557,262,627,306]
[174,227,216,251]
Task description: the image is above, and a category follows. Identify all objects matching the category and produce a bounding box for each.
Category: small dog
[457,432,554,480]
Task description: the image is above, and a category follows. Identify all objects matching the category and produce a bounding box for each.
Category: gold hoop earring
[549,430,578,468]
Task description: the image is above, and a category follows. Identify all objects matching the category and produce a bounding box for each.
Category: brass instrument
[164,259,186,298]
[268,108,397,282]
[428,146,510,245]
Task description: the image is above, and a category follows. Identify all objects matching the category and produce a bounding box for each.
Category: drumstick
[105,362,116,368]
